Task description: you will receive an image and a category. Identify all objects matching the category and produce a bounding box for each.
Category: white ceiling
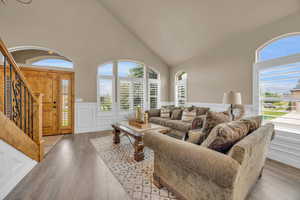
[98,0,300,66]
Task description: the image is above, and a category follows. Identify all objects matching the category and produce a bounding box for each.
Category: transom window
[32,59,73,68]
[175,72,187,106]
[97,61,160,112]
[254,33,300,131]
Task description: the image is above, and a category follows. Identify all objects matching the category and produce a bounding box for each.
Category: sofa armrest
[228,123,274,165]
[145,109,160,118]
[144,132,241,188]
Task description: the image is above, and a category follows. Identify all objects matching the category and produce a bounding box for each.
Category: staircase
[0,38,44,199]
[0,38,44,161]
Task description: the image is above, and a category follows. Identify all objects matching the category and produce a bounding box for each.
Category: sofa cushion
[187,129,207,144]
[160,108,171,118]
[165,120,192,132]
[181,109,197,122]
[201,111,231,138]
[149,117,170,126]
[171,109,183,120]
[201,120,250,153]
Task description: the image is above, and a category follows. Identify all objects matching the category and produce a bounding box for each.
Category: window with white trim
[175,72,187,106]
[97,60,161,112]
[255,34,300,131]
[98,63,114,111]
[148,69,160,109]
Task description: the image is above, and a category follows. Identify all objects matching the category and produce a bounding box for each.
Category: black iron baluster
[3,56,6,115]
[24,87,27,135]
[9,64,12,120]
[19,78,22,131]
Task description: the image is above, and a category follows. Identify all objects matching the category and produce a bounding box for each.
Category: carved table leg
[134,137,144,162]
[113,127,120,144]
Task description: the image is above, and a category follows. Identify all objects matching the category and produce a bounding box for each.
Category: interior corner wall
[0,0,170,102]
[170,13,300,105]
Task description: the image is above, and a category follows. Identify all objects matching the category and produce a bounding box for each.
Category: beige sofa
[144,121,274,200]
[146,107,209,139]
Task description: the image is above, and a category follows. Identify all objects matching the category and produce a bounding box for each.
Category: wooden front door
[1,66,75,136]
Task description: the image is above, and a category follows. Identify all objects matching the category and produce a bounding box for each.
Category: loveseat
[144,115,275,200]
[145,106,210,139]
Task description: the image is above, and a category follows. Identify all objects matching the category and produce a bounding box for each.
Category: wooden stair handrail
[0,38,38,103]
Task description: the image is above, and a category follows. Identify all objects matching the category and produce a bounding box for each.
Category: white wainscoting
[0,140,37,200]
[75,101,300,169]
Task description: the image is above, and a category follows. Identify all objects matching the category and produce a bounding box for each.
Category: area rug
[90,134,177,200]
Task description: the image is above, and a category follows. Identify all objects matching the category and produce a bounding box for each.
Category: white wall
[170,12,300,105]
[0,0,170,102]
[0,140,36,200]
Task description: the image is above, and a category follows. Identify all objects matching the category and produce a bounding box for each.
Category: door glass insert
[61,79,70,127]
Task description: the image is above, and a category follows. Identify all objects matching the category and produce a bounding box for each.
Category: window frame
[254,36,300,132]
[97,60,161,112]
[175,71,188,107]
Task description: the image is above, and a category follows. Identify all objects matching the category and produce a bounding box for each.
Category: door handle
[53,106,57,109]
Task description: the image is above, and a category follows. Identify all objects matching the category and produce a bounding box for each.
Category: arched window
[175,72,187,106]
[97,60,161,112]
[32,58,73,68]
[254,33,300,131]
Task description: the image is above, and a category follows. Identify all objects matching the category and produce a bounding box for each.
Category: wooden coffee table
[112,121,170,162]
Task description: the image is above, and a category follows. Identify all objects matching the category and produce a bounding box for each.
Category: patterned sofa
[144,115,275,200]
[145,106,210,139]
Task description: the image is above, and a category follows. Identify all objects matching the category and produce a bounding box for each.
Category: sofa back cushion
[201,120,250,153]
[201,111,231,138]
[160,108,171,118]
[181,109,197,122]
[171,109,183,120]
[195,107,210,116]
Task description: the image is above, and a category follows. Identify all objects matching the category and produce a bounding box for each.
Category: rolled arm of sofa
[228,123,275,165]
[145,109,160,118]
[144,132,241,188]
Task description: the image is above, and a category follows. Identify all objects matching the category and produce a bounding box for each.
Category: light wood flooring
[5,132,300,200]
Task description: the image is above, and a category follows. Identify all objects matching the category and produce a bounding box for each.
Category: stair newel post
[33,93,44,161]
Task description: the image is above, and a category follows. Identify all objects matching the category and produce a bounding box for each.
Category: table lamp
[223,91,242,120]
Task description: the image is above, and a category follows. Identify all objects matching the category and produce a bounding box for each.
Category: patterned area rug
[90,134,177,200]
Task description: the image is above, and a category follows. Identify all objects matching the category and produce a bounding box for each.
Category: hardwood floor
[5,132,300,200]
[43,135,63,155]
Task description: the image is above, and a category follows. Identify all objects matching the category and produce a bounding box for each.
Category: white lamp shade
[223,91,242,104]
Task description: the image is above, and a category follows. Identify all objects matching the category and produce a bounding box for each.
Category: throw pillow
[181,109,197,122]
[191,115,206,129]
[160,108,171,118]
[201,111,231,138]
[171,109,183,120]
[201,120,250,153]
[241,116,262,133]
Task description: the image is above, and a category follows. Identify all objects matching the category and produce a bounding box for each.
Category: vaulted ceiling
[98,0,300,66]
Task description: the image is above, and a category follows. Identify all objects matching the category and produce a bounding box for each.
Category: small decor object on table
[223,91,242,120]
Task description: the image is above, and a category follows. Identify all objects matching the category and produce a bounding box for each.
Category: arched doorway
[5,47,75,136]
